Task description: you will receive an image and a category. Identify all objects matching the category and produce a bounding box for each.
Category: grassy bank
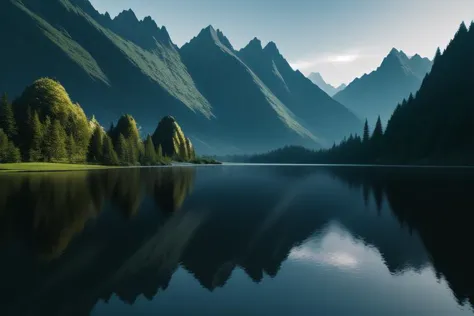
[0,159,220,173]
[0,162,116,173]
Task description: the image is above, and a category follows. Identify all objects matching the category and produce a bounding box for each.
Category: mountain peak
[192,26,233,51]
[247,37,263,50]
[264,41,280,55]
[389,47,400,56]
[203,25,216,33]
[114,9,139,24]
[142,16,158,30]
[216,29,234,50]
[309,72,324,81]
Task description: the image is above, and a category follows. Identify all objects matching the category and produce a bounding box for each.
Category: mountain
[237,38,360,145]
[0,0,361,154]
[381,23,474,164]
[333,48,432,125]
[180,27,321,153]
[308,72,346,96]
[0,0,212,142]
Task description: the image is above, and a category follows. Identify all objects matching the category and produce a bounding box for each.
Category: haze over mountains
[0,0,361,154]
[333,48,432,125]
[308,73,346,97]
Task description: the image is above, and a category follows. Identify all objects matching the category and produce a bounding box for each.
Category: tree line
[0,78,195,165]
[249,22,474,166]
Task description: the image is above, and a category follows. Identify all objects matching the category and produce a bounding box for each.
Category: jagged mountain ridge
[308,72,346,96]
[180,26,321,152]
[334,48,432,125]
[0,0,361,154]
[237,38,360,144]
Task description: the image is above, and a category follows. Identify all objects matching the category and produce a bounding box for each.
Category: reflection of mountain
[0,167,198,315]
[329,167,474,307]
[0,166,469,314]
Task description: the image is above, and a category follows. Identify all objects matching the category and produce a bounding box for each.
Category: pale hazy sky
[89,0,474,86]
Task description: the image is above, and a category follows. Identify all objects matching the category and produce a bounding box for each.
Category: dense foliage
[152,116,196,162]
[0,78,196,166]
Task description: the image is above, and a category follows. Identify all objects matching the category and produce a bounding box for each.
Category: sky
[89,0,474,87]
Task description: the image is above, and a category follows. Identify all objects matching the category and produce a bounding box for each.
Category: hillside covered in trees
[0,78,202,166]
[249,22,474,166]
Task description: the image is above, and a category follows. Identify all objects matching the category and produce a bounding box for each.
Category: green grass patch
[0,162,116,173]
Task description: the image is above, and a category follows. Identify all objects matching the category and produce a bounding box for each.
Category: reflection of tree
[1,166,470,315]
[0,167,199,316]
[0,175,24,243]
[110,169,143,218]
[0,172,101,260]
[146,167,195,212]
[0,167,196,261]
[330,167,474,308]
[31,172,102,260]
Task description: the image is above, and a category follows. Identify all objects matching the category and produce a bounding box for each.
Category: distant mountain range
[0,0,361,154]
[308,72,347,96]
[333,48,432,125]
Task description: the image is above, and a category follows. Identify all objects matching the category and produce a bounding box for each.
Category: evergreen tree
[127,138,139,165]
[116,133,130,165]
[157,144,163,161]
[29,111,44,162]
[143,135,156,165]
[88,127,104,162]
[0,93,18,139]
[5,142,21,163]
[0,129,21,163]
[0,129,8,162]
[371,116,384,159]
[108,122,115,136]
[434,47,442,63]
[102,135,119,166]
[44,119,67,162]
[363,120,370,144]
[66,134,77,163]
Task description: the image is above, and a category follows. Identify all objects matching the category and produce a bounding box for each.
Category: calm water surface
[0,165,473,316]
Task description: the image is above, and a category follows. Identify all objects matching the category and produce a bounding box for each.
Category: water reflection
[0,166,472,315]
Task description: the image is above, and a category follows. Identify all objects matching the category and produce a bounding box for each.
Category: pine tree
[157,144,163,161]
[0,93,18,139]
[0,129,8,162]
[108,122,115,136]
[363,120,370,144]
[5,142,21,163]
[143,135,156,165]
[88,127,104,162]
[29,111,44,162]
[102,135,119,166]
[0,129,21,163]
[66,134,77,163]
[116,133,130,165]
[44,119,67,162]
[434,47,442,63]
[127,138,139,165]
[371,116,384,159]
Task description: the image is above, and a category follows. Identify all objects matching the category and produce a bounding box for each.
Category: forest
[250,22,474,166]
[0,78,199,166]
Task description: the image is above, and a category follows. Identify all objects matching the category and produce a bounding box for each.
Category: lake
[0,165,473,316]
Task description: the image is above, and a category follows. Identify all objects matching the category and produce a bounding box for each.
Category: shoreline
[0,161,223,174]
